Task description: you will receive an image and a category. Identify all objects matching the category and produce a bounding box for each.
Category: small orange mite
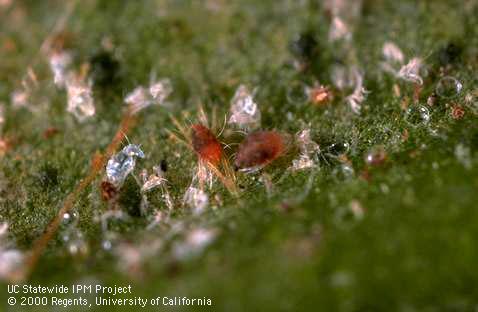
[235,131,285,170]
[309,85,333,106]
[191,124,223,166]
[43,127,59,139]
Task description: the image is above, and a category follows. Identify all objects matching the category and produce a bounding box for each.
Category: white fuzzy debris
[10,89,29,109]
[325,0,362,18]
[0,249,23,280]
[195,161,215,189]
[183,187,208,214]
[66,78,95,122]
[397,57,423,85]
[99,210,130,233]
[0,104,4,132]
[115,239,163,277]
[0,223,24,281]
[292,129,320,171]
[140,166,172,214]
[106,144,145,187]
[382,42,404,64]
[49,51,72,87]
[331,65,349,90]
[455,144,472,170]
[0,222,8,237]
[125,87,149,111]
[187,228,216,250]
[228,85,261,129]
[173,228,218,260]
[125,79,172,114]
[115,243,143,276]
[149,79,173,103]
[329,16,351,42]
[350,200,365,220]
[140,166,167,193]
[380,42,423,85]
[382,56,423,85]
[345,69,369,113]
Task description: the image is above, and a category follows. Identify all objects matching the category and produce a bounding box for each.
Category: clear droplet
[436,76,462,98]
[365,145,387,166]
[62,211,79,226]
[102,239,112,251]
[327,142,350,157]
[67,231,88,256]
[332,164,354,180]
[101,231,118,251]
[405,105,430,126]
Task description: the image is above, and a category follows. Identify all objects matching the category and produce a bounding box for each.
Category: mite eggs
[235,131,286,170]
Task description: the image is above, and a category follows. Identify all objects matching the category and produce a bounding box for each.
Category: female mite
[235,130,287,172]
[169,108,236,194]
[191,124,222,166]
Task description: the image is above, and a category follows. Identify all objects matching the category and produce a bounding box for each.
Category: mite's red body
[191,124,223,165]
[235,131,285,169]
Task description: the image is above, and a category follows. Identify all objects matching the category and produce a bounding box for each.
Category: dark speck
[89,50,120,88]
[160,159,168,172]
[38,163,59,189]
[290,31,318,61]
[437,42,463,65]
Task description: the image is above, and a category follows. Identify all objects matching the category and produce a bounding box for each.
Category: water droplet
[405,105,430,126]
[327,142,350,157]
[365,145,387,166]
[62,211,79,226]
[67,231,88,256]
[101,231,118,251]
[102,239,112,251]
[436,76,463,98]
[332,164,354,180]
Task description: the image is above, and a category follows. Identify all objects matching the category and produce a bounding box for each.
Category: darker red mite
[235,131,285,170]
[191,124,223,165]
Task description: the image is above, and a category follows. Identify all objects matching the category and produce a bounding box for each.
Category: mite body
[235,131,285,170]
[100,180,118,201]
[191,124,223,166]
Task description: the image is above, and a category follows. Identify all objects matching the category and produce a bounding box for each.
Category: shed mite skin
[235,130,287,172]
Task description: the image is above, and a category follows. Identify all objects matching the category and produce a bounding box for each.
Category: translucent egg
[405,105,430,126]
[436,76,463,98]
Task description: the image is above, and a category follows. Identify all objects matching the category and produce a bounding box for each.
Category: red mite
[100,181,117,201]
[191,124,223,166]
[235,131,285,170]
